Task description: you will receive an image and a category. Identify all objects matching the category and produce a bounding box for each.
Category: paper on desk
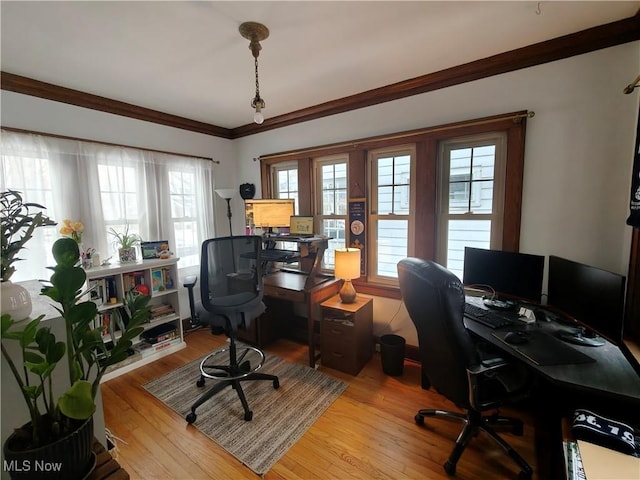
[577,440,640,479]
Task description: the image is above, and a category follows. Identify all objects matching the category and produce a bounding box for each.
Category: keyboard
[261,249,299,263]
[464,301,516,329]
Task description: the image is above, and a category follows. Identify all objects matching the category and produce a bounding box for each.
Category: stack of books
[149,304,176,322]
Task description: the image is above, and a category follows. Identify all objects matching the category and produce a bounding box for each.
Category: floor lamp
[215,188,236,237]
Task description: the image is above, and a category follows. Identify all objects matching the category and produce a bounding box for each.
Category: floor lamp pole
[224,198,233,236]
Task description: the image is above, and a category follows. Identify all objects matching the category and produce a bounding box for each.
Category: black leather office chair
[397,257,533,479]
[184,235,279,423]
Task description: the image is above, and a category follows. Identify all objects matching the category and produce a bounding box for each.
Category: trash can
[380,334,406,376]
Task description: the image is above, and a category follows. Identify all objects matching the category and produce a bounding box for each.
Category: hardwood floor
[101,328,541,479]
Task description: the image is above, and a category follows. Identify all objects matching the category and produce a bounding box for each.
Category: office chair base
[415,408,532,479]
[186,373,280,424]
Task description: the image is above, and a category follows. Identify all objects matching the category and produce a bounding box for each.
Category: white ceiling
[2,1,639,130]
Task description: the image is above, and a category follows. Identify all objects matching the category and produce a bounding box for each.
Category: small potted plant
[1,237,150,479]
[109,224,141,263]
[1,189,56,321]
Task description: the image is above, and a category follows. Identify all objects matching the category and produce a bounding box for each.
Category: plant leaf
[58,380,96,420]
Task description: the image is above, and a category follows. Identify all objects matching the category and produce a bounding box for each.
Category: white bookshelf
[85,257,186,382]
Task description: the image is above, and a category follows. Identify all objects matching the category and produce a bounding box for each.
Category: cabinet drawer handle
[330,328,343,335]
[332,352,344,358]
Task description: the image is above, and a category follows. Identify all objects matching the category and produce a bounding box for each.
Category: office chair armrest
[183,275,198,289]
[467,357,526,410]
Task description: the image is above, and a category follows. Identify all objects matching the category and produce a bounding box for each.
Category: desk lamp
[215,188,236,236]
[335,248,361,303]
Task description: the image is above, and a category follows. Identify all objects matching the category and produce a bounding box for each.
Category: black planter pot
[3,416,95,480]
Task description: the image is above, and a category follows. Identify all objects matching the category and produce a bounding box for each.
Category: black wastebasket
[380,334,406,376]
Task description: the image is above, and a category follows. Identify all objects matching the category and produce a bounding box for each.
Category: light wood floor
[101,328,541,479]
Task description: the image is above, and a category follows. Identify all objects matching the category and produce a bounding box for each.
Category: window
[169,169,199,267]
[436,133,507,279]
[98,162,142,251]
[258,112,527,298]
[1,129,215,280]
[272,162,299,212]
[0,149,58,281]
[369,146,415,283]
[315,156,348,268]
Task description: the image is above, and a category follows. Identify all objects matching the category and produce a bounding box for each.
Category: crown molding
[2,13,639,140]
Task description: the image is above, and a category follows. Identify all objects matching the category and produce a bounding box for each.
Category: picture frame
[141,240,170,260]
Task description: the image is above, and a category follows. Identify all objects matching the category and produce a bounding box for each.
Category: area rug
[143,348,348,475]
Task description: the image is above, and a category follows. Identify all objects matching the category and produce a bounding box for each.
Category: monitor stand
[557,329,605,347]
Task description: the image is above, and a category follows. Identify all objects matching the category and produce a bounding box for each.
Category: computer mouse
[504,331,530,345]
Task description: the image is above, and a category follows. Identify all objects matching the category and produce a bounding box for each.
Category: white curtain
[1,129,216,282]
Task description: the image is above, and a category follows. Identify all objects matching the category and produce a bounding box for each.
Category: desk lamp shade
[335,248,361,303]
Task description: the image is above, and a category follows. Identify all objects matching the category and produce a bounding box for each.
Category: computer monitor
[548,255,626,347]
[244,199,295,230]
[463,247,545,303]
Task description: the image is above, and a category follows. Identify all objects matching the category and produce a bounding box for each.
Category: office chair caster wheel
[244,410,253,421]
[415,413,425,425]
[186,412,197,424]
[196,377,205,388]
[273,379,280,389]
[444,460,456,475]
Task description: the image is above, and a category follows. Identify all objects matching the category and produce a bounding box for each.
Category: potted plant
[1,237,150,479]
[1,190,56,321]
[109,225,141,263]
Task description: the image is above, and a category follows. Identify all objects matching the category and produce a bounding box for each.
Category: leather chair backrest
[397,257,480,409]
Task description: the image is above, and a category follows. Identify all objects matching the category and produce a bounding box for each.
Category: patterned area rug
[143,348,348,475]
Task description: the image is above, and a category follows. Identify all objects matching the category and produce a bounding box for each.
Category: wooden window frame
[260,112,527,299]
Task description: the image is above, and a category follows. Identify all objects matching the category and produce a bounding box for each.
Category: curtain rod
[259,110,535,161]
[0,126,218,163]
[624,74,640,94]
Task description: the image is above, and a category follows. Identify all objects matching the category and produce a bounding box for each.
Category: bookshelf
[84,257,185,382]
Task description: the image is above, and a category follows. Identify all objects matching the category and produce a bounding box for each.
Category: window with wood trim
[368,145,415,283]
[314,155,349,268]
[259,112,527,298]
[436,133,507,279]
[271,161,299,212]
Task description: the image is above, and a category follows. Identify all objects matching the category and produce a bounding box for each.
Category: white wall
[235,42,640,344]
[2,41,639,346]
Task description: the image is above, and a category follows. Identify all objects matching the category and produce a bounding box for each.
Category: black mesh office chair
[184,235,279,423]
[397,257,533,479]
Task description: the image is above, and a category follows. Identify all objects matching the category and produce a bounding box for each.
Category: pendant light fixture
[239,21,269,125]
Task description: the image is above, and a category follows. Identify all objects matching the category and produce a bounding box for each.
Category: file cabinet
[320,294,373,375]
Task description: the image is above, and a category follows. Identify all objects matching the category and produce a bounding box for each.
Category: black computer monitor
[547,255,626,347]
[463,247,545,303]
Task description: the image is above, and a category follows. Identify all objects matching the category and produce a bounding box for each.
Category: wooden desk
[263,271,341,367]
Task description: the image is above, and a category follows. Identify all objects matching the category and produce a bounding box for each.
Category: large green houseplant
[1,237,150,478]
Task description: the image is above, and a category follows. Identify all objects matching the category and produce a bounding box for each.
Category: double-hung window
[315,155,348,269]
[369,146,415,283]
[436,133,507,279]
[272,161,299,212]
[169,168,199,267]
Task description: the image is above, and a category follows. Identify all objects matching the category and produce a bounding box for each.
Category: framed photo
[141,240,169,260]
